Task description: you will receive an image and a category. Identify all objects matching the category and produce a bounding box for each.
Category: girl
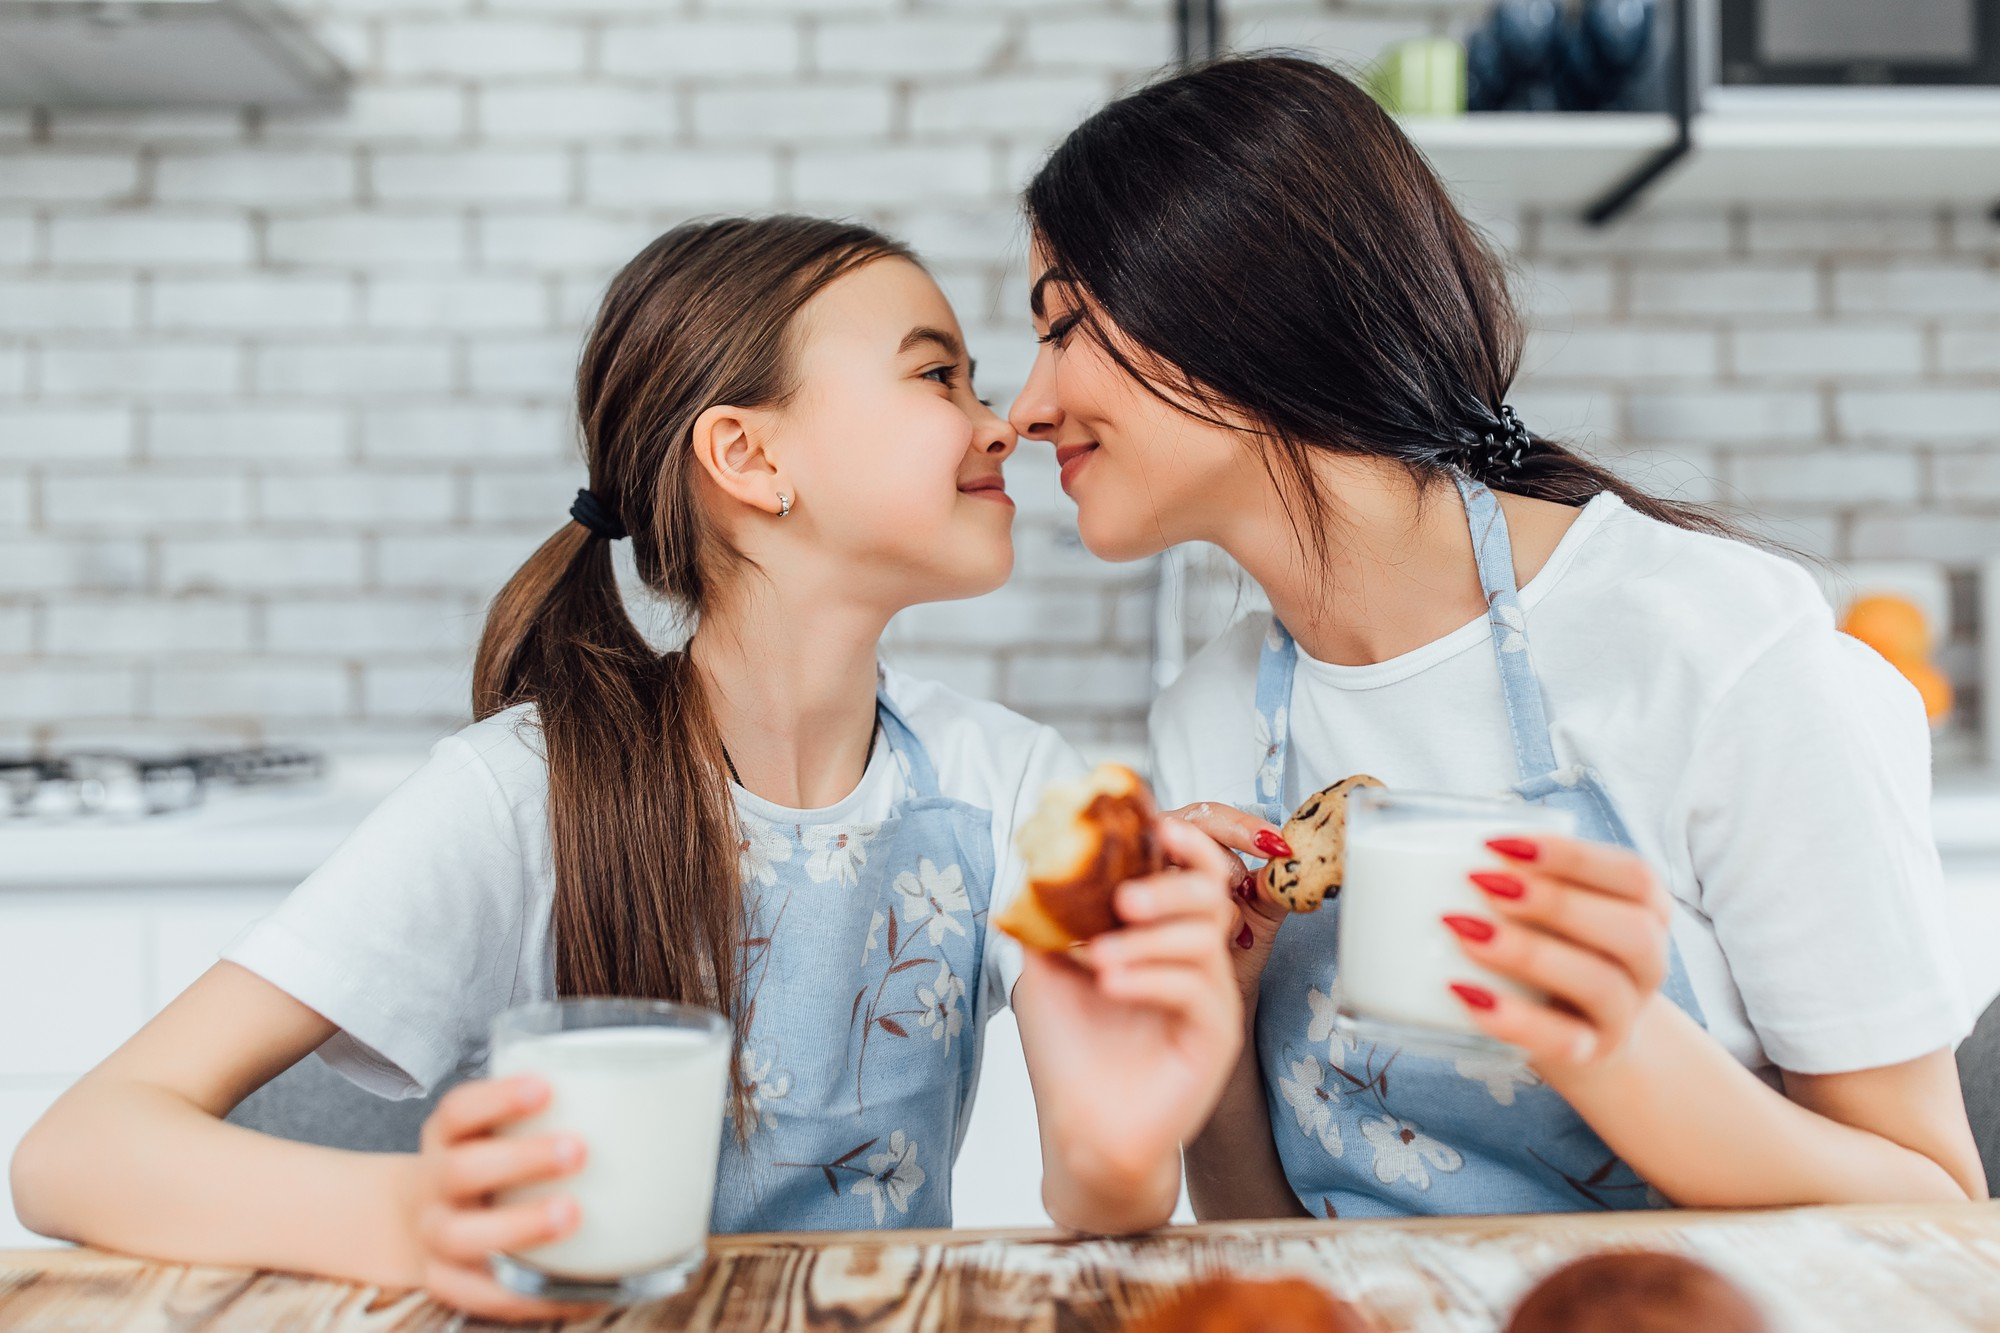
[1007,57,1986,1220]
[12,216,1243,1321]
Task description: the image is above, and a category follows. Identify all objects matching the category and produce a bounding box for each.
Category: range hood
[0,0,348,107]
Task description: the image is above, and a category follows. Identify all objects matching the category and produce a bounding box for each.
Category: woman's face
[764,257,1018,606]
[1007,248,1251,563]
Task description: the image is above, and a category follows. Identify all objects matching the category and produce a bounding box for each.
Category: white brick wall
[0,0,1996,753]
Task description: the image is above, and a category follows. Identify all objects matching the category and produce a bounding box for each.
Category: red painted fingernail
[1254,831,1293,859]
[1450,982,1497,1011]
[1441,914,1495,943]
[1470,871,1526,900]
[1231,874,1256,904]
[1487,837,1540,862]
[1235,923,1255,950]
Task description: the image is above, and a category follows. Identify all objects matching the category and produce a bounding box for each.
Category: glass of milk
[485,997,731,1305]
[1335,789,1576,1060]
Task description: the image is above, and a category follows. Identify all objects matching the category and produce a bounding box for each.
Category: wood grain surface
[5,1203,1999,1332]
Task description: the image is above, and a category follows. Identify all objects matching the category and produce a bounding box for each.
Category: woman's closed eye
[1037,312,1082,348]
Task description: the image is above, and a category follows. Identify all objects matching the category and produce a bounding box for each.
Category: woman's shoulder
[1152,612,1269,731]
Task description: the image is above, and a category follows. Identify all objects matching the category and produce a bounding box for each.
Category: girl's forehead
[797,258,963,355]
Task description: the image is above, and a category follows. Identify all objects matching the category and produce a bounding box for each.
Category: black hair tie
[1468,405,1533,477]
[569,488,628,541]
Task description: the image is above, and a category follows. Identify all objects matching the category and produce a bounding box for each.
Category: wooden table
[5,1203,2000,1331]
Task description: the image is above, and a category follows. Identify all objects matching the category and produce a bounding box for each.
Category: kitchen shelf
[1399,108,2000,216]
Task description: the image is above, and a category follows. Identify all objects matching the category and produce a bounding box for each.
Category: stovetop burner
[0,748,327,821]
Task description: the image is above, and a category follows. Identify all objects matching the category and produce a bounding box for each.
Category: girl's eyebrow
[899,326,965,362]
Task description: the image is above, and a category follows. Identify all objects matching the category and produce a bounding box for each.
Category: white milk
[1338,817,1548,1036]
[491,1026,730,1280]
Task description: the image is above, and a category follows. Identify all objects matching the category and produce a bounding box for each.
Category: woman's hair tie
[569,488,629,541]
[1465,404,1532,477]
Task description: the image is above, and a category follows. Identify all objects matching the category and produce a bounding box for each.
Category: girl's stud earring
[777,493,792,518]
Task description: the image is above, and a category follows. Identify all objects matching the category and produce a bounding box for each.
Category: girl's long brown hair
[471,217,912,1113]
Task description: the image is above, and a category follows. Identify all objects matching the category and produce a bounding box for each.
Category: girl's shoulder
[878,663,1083,808]
[428,701,550,811]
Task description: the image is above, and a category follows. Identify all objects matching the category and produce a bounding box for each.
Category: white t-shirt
[226,665,1083,1099]
[1150,493,1969,1080]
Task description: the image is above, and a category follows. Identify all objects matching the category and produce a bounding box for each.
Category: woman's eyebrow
[899,326,966,362]
[1028,272,1055,319]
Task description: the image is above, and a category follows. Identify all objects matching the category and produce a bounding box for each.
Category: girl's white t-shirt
[224,665,1084,1099]
[1149,493,1969,1080]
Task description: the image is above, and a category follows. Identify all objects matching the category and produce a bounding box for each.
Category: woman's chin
[1074,508,1168,565]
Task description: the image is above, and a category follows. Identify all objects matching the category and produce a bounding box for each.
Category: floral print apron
[1251,475,1707,1217]
[711,687,995,1232]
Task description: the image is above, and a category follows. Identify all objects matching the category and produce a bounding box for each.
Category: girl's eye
[1038,312,1082,348]
[922,364,958,388]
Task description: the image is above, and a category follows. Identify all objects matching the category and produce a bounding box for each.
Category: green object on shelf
[1370,37,1467,118]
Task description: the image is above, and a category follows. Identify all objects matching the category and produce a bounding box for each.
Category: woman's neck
[691,576,890,809]
[1208,457,1575,667]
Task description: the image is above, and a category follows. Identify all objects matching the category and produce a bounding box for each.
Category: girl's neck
[691,577,890,810]
[1209,457,1574,668]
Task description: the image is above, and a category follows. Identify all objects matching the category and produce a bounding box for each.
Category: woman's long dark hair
[472,217,913,1123]
[1024,55,1739,560]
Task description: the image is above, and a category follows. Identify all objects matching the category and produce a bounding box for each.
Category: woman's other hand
[1162,802,1292,1009]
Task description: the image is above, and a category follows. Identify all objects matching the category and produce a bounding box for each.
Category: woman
[1008,56,1984,1219]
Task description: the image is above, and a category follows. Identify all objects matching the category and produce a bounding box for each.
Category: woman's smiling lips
[958,474,1013,506]
[1055,443,1099,493]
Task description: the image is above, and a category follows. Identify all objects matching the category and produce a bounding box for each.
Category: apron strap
[1252,619,1300,827]
[1452,473,1562,783]
[874,683,942,800]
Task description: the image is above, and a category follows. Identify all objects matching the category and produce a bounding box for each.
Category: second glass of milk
[1336,789,1576,1060]
[486,997,731,1305]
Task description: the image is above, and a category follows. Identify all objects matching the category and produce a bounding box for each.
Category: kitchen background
[4,0,1999,1246]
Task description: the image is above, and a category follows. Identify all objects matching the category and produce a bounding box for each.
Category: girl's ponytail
[468,217,912,1121]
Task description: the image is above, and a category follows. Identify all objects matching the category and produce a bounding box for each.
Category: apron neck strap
[1451,471,1561,780]
[873,682,942,799]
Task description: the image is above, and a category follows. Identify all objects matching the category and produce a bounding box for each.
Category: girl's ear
[690,403,788,517]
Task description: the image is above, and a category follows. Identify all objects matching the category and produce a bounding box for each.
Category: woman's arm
[1165,801,1310,1221]
[1550,1000,1983,1206]
[1452,835,1984,1207]
[1012,819,1244,1234]
[10,962,588,1322]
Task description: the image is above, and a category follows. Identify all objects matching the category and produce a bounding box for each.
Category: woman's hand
[1013,817,1243,1229]
[1443,834,1673,1077]
[402,1076,602,1323]
[1162,802,1293,1010]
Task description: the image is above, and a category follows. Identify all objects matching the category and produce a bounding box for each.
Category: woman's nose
[1007,352,1062,441]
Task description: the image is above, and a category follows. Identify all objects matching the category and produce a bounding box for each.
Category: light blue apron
[1252,476,1707,1217]
[711,687,995,1232]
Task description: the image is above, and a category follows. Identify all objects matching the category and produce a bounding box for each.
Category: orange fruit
[1841,595,1929,665]
[1902,660,1954,725]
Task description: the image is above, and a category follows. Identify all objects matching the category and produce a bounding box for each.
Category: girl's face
[750,258,1018,606]
[1007,250,1250,563]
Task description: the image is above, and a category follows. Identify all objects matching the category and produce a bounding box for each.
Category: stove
[0,748,326,821]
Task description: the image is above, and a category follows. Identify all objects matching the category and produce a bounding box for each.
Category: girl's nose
[973,404,1017,459]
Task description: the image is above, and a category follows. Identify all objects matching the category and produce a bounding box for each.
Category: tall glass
[486,998,731,1305]
[1336,790,1576,1059]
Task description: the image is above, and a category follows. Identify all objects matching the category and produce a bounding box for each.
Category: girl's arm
[1011,818,1245,1234]
[1451,835,1986,1206]
[10,961,587,1322]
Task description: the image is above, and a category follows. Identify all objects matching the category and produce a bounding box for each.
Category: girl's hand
[1443,834,1674,1077]
[402,1076,602,1324]
[1014,818,1243,1193]
[1162,802,1292,1010]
